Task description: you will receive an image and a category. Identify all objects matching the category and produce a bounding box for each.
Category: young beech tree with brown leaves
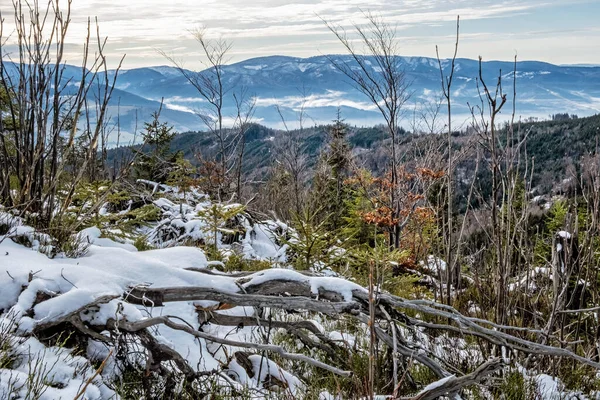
[346,166,444,264]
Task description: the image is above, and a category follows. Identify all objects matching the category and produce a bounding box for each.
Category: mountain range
[5,55,600,145]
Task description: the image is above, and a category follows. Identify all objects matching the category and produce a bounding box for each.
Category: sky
[1,0,599,70]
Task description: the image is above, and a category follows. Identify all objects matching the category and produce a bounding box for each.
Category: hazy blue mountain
[108,55,600,133]
[3,56,600,145]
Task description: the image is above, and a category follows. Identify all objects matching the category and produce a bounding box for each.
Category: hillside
[518,114,600,190]
[107,113,600,199]
[1,179,598,399]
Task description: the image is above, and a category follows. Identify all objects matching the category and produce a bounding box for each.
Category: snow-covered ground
[0,190,596,399]
[0,199,362,398]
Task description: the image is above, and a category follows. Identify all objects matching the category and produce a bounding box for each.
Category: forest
[2,1,600,399]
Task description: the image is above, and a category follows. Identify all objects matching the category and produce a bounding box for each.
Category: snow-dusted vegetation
[3,0,600,399]
[1,185,598,399]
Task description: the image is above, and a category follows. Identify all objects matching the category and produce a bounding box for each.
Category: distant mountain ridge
[4,55,600,145]
[108,55,600,139]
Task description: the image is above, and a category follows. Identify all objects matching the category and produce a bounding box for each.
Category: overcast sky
[2,0,599,70]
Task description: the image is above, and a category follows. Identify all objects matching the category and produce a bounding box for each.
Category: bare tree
[410,96,444,135]
[273,101,309,217]
[468,56,534,327]
[0,0,123,228]
[232,89,256,200]
[436,16,461,304]
[161,29,254,201]
[323,12,411,248]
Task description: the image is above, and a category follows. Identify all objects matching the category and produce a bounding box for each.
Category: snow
[558,230,572,239]
[508,267,552,292]
[145,193,291,263]
[298,63,311,72]
[536,374,560,398]
[241,220,288,263]
[240,269,365,301]
[148,65,183,78]
[80,226,137,251]
[155,302,220,372]
[418,374,455,393]
[0,336,115,399]
[0,231,300,396]
[513,365,589,399]
[0,188,591,399]
[0,217,53,254]
[0,235,238,329]
[420,255,447,275]
[0,211,361,398]
[328,331,356,347]
[248,354,303,393]
[244,65,265,71]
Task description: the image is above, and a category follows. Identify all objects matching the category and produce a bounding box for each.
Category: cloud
[253,90,378,111]
[1,0,597,68]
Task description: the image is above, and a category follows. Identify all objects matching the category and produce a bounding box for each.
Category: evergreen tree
[134,111,177,183]
[167,154,197,216]
[311,110,352,231]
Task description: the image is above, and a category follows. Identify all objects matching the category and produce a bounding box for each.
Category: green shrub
[133,235,154,251]
[223,252,272,272]
[496,369,539,400]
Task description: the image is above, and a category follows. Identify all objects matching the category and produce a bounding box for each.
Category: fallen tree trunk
[24,272,600,397]
[125,286,360,315]
[122,278,600,372]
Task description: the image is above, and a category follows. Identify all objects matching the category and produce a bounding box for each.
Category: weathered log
[26,273,600,396]
[33,294,119,333]
[242,278,348,303]
[124,286,360,315]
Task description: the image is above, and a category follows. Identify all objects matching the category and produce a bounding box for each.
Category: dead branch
[107,315,353,377]
[402,358,504,400]
[24,271,600,395]
[33,294,119,333]
[198,312,346,360]
[73,349,114,400]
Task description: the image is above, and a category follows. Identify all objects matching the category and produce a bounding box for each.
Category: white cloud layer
[1,0,598,69]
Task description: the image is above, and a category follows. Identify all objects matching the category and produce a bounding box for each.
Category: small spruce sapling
[284,207,336,271]
[167,155,197,218]
[197,203,246,252]
[134,111,177,183]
